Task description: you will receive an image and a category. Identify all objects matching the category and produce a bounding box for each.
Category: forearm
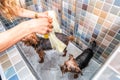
[0,23,32,52]
[17,8,37,18]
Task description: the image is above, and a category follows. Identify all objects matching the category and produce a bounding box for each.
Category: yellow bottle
[44,34,49,39]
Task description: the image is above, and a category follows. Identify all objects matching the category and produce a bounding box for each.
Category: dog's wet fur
[22,32,74,63]
[60,41,97,78]
[22,33,97,78]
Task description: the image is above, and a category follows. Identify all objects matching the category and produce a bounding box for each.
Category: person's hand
[21,17,53,34]
[36,11,48,18]
[20,11,52,46]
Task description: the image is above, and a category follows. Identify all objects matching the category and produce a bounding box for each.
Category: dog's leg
[74,73,79,79]
[38,50,45,63]
[63,48,67,57]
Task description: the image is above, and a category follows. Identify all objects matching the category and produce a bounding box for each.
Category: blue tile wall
[8,74,19,80]
[4,67,15,79]
[114,0,120,7]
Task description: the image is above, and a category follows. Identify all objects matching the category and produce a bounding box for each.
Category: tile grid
[73,0,120,63]
[0,44,36,80]
[96,1,120,62]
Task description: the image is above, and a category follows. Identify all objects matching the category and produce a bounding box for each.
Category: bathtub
[17,41,100,80]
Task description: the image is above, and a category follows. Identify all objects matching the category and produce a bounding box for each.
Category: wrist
[19,21,34,35]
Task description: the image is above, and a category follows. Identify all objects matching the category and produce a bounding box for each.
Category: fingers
[48,17,53,30]
[48,17,52,23]
[48,24,53,29]
[32,16,53,34]
[47,28,52,33]
[44,17,53,34]
[49,26,53,29]
[37,25,52,35]
[43,27,52,34]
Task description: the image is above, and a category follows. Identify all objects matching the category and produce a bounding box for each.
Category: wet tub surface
[17,42,100,80]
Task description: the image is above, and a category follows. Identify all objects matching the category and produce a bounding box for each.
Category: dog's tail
[89,41,96,50]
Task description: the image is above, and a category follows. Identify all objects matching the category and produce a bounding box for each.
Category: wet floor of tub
[17,42,100,80]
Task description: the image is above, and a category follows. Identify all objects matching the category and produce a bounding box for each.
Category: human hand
[35,11,48,18]
[35,11,54,20]
[37,11,48,18]
[22,17,53,34]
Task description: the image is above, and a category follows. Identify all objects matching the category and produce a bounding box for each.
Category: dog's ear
[69,54,74,60]
[69,54,73,57]
[68,36,75,41]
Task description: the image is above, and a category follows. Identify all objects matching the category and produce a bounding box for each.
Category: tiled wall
[0,47,36,80]
[75,0,120,63]
[0,22,36,80]
[38,0,120,63]
[62,0,76,35]
[0,0,120,64]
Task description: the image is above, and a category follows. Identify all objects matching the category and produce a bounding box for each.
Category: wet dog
[60,41,96,78]
[22,32,74,63]
[60,54,82,75]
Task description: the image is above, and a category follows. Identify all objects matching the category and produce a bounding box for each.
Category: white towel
[48,10,66,53]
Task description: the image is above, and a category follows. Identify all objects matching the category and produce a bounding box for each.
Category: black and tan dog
[60,41,96,78]
[21,32,74,63]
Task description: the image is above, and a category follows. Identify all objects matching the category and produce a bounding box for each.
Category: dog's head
[60,54,82,75]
